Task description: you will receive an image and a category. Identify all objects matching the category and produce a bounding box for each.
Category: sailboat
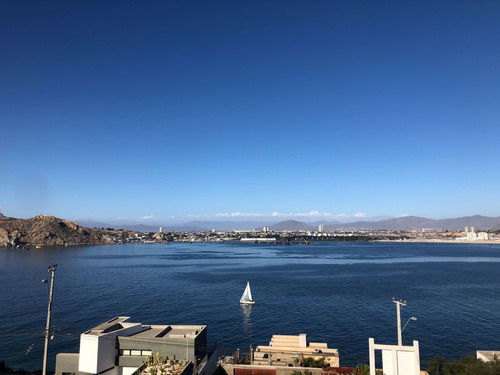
[240,281,256,305]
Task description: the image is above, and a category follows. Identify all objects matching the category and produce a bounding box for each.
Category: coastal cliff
[0,215,116,247]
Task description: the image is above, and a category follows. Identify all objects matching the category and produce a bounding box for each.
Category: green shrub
[301,357,326,368]
[427,354,500,375]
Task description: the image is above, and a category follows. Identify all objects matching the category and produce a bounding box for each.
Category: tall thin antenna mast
[393,297,406,346]
[42,265,57,375]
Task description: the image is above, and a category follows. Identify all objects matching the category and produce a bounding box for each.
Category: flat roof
[129,325,204,339]
[131,326,169,339]
[256,345,339,356]
[85,316,136,336]
[256,333,338,356]
[84,317,205,339]
[165,326,204,338]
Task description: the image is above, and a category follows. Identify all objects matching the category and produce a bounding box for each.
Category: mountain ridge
[75,215,500,232]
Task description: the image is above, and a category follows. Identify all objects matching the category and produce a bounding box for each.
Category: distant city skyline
[1,1,499,222]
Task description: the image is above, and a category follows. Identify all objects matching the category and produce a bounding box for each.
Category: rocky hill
[0,215,116,248]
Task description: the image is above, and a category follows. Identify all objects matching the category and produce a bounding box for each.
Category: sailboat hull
[240,300,256,305]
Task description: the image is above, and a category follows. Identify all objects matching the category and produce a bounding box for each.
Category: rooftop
[131,325,203,339]
[257,334,338,356]
[85,316,142,336]
[83,317,205,339]
[477,350,500,362]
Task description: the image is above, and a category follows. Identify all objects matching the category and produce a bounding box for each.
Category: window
[120,349,151,356]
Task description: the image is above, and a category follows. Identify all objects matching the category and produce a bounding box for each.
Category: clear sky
[1,0,499,224]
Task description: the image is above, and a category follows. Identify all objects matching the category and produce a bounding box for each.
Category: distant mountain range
[76,215,500,232]
[324,215,500,231]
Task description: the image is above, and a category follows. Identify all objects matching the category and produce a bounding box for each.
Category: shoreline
[378,238,500,245]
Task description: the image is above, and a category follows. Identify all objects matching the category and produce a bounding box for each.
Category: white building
[55,317,216,375]
[461,226,489,241]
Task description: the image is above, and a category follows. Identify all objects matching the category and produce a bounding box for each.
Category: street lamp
[402,316,417,333]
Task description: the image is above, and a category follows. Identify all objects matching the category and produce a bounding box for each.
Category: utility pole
[393,297,406,346]
[42,265,57,375]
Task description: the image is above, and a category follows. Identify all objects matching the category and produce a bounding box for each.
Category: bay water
[0,241,499,371]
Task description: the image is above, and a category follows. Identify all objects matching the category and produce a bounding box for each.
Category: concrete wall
[55,353,81,375]
[118,336,196,363]
[118,355,147,368]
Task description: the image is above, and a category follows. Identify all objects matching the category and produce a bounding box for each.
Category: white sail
[240,282,255,304]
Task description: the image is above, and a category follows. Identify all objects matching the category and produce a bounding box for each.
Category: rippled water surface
[1,241,499,370]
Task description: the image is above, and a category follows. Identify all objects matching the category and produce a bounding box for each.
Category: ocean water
[0,241,499,371]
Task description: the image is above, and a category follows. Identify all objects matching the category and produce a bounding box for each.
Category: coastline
[378,238,500,245]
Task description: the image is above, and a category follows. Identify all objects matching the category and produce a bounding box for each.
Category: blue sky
[1,1,499,223]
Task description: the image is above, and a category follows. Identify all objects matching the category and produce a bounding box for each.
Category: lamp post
[42,264,57,375]
[402,317,417,334]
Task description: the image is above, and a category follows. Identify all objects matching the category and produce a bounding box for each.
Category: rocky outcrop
[0,215,116,248]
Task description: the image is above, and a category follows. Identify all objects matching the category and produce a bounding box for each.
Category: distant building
[318,225,324,233]
[461,226,489,241]
[477,350,500,362]
[220,334,340,375]
[55,316,216,375]
[254,334,339,367]
[159,227,163,233]
[241,238,276,243]
[263,227,269,233]
[477,232,489,240]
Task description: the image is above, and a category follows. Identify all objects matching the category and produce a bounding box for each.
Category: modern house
[55,316,217,375]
